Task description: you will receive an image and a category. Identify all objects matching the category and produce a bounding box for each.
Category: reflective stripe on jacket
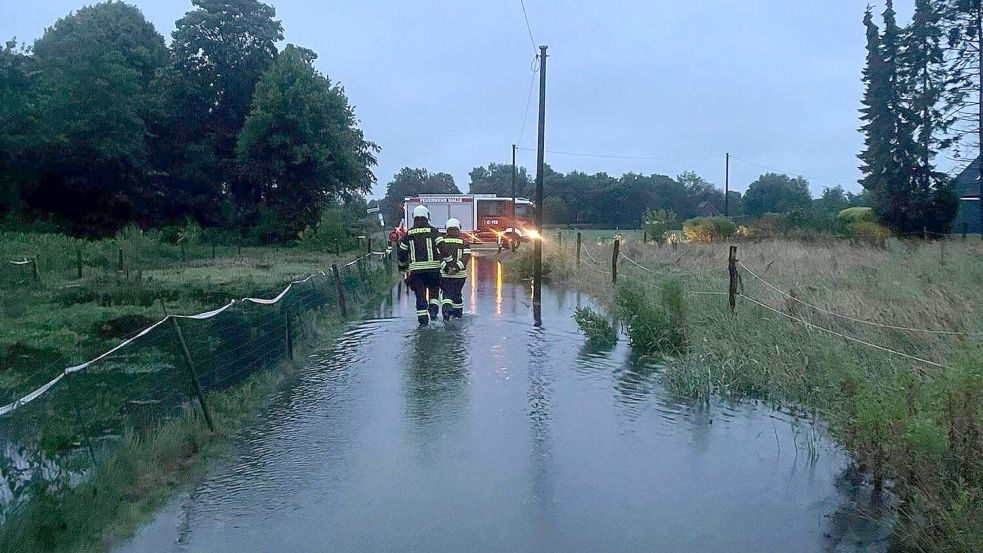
[398,225,443,273]
[438,236,471,279]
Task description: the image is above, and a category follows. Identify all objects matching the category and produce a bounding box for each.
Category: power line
[729,155,844,185]
[518,0,538,54]
[517,68,537,146]
[515,146,720,161]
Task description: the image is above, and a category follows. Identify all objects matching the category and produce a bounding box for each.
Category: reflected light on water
[495,261,503,315]
[469,260,477,314]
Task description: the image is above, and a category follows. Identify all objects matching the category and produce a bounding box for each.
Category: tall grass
[536,233,983,552]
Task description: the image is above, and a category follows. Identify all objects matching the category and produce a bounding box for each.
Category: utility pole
[533,45,548,315]
[724,152,730,217]
[512,144,517,225]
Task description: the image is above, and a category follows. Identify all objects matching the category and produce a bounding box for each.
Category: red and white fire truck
[392,194,536,249]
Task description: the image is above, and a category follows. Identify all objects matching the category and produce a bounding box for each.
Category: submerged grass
[524,234,983,552]
[0,267,394,553]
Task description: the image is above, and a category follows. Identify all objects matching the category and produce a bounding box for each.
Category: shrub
[682,217,736,242]
[573,307,618,349]
[846,221,891,247]
[614,280,686,357]
[643,208,677,243]
[838,207,875,225]
[298,208,349,250]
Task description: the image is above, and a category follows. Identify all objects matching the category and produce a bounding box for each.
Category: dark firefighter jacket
[438,235,471,279]
[398,225,443,273]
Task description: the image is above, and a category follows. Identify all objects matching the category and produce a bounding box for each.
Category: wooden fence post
[118,248,124,273]
[211,243,216,260]
[332,263,347,317]
[576,232,582,267]
[367,237,372,255]
[728,245,738,312]
[612,238,620,284]
[335,240,341,256]
[557,231,562,247]
[77,247,83,280]
[170,317,215,431]
[643,229,648,244]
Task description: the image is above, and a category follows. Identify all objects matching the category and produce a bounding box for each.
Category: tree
[816,186,851,213]
[172,0,284,216]
[0,41,39,217]
[944,0,983,234]
[236,45,379,240]
[24,2,170,234]
[742,173,813,217]
[468,162,531,197]
[380,168,460,226]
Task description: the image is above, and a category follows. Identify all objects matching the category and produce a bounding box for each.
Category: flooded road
[116,257,890,553]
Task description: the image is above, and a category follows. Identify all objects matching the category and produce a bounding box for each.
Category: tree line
[0,0,377,240]
[378,162,867,229]
[859,0,983,234]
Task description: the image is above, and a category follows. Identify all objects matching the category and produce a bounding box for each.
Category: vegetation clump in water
[572,307,617,349]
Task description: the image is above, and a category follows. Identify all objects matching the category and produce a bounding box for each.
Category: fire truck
[393,194,536,249]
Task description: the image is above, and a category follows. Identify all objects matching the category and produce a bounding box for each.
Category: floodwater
[115,257,892,553]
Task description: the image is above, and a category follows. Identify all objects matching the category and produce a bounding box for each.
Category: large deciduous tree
[25,2,169,234]
[236,45,379,240]
[742,173,812,217]
[0,41,39,217]
[171,0,284,217]
[468,162,532,197]
[380,168,459,226]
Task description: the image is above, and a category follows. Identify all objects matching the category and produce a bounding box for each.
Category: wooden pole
[643,229,648,244]
[118,248,124,273]
[557,231,562,247]
[576,232,582,267]
[963,222,969,240]
[612,238,620,284]
[211,243,216,260]
[532,44,548,314]
[335,240,341,256]
[332,264,347,317]
[170,317,215,431]
[728,245,738,312]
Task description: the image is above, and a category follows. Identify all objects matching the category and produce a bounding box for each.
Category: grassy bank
[0,230,380,402]
[513,234,983,552]
[0,229,395,552]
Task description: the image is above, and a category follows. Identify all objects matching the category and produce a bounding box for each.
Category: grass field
[0,229,395,552]
[516,233,983,552]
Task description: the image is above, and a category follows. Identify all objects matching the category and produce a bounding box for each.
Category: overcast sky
[6,1,937,199]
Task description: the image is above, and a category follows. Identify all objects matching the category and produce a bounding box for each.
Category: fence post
[963,222,969,240]
[284,306,293,362]
[557,231,562,247]
[64,372,98,467]
[643,229,648,244]
[118,248,124,273]
[728,245,738,312]
[170,317,215,431]
[576,232,582,267]
[922,226,928,240]
[211,243,216,260]
[77,247,83,280]
[332,263,348,317]
[367,237,372,255]
[335,240,341,256]
[612,238,620,284]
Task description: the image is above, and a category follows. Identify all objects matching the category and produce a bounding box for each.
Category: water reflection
[114,256,893,553]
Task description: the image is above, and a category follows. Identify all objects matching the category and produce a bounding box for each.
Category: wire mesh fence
[0,249,394,521]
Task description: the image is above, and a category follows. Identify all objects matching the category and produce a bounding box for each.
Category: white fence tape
[9,258,32,266]
[1,252,383,417]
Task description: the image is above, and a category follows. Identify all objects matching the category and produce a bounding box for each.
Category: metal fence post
[170,317,215,431]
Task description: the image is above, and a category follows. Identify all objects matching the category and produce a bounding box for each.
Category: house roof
[953,157,982,198]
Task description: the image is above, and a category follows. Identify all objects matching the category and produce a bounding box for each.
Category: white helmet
[445,218,461,230]
[412,205,430,220]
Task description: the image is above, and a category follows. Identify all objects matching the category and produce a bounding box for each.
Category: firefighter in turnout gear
[398,205,444,325]
[438,218,471,320]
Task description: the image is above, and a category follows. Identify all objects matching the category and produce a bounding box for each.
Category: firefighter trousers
[407,270,441,324]
[439,277,466,319]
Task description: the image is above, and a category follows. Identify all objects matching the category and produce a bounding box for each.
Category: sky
[4,0,939,199]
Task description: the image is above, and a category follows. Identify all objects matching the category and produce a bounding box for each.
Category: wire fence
[0,248,395,516]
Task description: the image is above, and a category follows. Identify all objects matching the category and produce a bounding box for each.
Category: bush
[643,208,677,243]
[573,307,618,349]
[838,207,875,225]
[614,280,686,357]
[298,208,349,250]
[682,217,736,242]
[747,213,788,237]
[846,221,891,246]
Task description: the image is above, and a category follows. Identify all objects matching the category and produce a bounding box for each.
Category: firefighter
[398,205,444,325]
[438,217,471,320]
